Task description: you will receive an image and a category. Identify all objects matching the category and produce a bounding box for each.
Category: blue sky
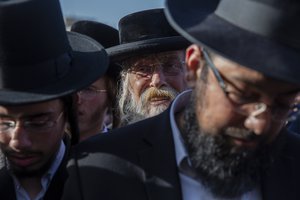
[60,0,164,28]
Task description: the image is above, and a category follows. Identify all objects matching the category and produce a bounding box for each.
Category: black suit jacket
[62,109,300,200]
[0,138,71,200]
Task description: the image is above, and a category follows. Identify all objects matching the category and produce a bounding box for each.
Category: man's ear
[185,44,204,88]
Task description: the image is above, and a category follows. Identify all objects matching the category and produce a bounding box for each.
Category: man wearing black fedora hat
[71,20,121,141]
[62,0,300,200]
[0,0,108,199]
[107,8,190,126]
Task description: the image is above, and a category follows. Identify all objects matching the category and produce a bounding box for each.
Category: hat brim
[0,32,108,105]
[165,0,300,85]
[106,36,190,63]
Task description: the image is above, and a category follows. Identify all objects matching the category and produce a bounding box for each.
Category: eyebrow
[280,89,300,96]
[0,112,53,119]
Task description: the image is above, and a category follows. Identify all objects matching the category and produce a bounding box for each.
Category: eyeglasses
[0,111,64,134]
[128,61,185,79]
[78,87,107,100]
[202,48,299,122]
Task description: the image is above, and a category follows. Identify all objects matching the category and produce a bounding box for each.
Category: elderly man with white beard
[107,8,190,126]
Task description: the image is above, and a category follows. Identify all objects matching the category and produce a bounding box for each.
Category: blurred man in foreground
[63,0,300,199]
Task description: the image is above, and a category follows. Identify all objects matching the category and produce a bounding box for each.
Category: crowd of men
[0,0,299,200]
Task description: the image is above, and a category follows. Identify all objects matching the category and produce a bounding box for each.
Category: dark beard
[180,92,285,198]
[7,152,56,179]
[12,158,53,178]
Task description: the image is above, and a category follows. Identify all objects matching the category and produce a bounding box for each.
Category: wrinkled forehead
[121,50,185,68]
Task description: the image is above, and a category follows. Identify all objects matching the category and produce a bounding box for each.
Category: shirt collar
[43,140,65,183]
[11,140,66,200]
[169,89,192,167]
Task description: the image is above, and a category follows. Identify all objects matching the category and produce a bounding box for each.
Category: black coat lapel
[262,130,300,200]
[138,109,182,200]
[0,168,16,200]
[44,136,71,200]
[262,154,294,200]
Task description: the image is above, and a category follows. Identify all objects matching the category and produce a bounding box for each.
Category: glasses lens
[231,102,297,122]
[24,121,54,130]
[163,63,183,76]
[131,65,154,78]
[285,104,300,122]
[79,89,98,99]
[129,61,184,79]
[0,120,15,132]
[0,111,63,134]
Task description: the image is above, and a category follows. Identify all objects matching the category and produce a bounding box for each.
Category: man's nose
[244,113,271,136]
[149,66,167,88]
[76,92,83,105]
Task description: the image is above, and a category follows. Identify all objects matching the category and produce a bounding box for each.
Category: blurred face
[0,99,66,178]
[76,77,109,141]
[118,50,187,125]
[180,45,300,198]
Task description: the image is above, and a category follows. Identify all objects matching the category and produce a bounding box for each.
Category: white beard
[120,86,179,125]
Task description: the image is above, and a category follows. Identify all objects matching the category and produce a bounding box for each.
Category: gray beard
[121,86,179,126]
[180,92,285,198]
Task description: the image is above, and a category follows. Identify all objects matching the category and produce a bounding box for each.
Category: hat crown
[70,20,121,81]
[71,21,119,48]
[118,8,180,44]
[0,0,70,66]
[165,0,300,85]
[0,0,108,105]
[215,0,300,48]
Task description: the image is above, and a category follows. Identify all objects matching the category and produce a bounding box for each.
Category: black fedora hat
[165,0,300,85]
[71,20,121,80]
[0,0,108,105]
[71,20,119,49]
[106,8,191,62]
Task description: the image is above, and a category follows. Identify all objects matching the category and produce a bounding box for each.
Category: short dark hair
[61,95,79,145]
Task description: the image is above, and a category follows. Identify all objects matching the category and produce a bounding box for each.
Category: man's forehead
[123,50,184,66]
[0,99,63,114]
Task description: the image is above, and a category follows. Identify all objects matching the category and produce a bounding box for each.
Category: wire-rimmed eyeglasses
[202,48,299,122]
[0,111,64,134]
[127,61,185,80]
[78,87,107,100]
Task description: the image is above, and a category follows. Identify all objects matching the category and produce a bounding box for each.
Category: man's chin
[148,99,171,106]
[147,104,169,117]
[9,154,54,178]
[11,164,44,178]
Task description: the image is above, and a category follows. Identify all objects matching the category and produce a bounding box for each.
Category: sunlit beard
[180,91,285,198]
[122,86,178,125]
[138,86,178,117]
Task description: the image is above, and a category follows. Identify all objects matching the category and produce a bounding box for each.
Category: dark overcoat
[62,108,300,200]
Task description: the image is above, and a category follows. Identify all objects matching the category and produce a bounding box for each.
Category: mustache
[141,87,178,103]
[4,149,40,158]
[224,127,260,140]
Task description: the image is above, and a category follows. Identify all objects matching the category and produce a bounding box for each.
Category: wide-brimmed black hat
[71,20,119,49]
[106,8,190,62]
[0,0,108,105]
[165,0,300,85]
[71,20,121,80]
